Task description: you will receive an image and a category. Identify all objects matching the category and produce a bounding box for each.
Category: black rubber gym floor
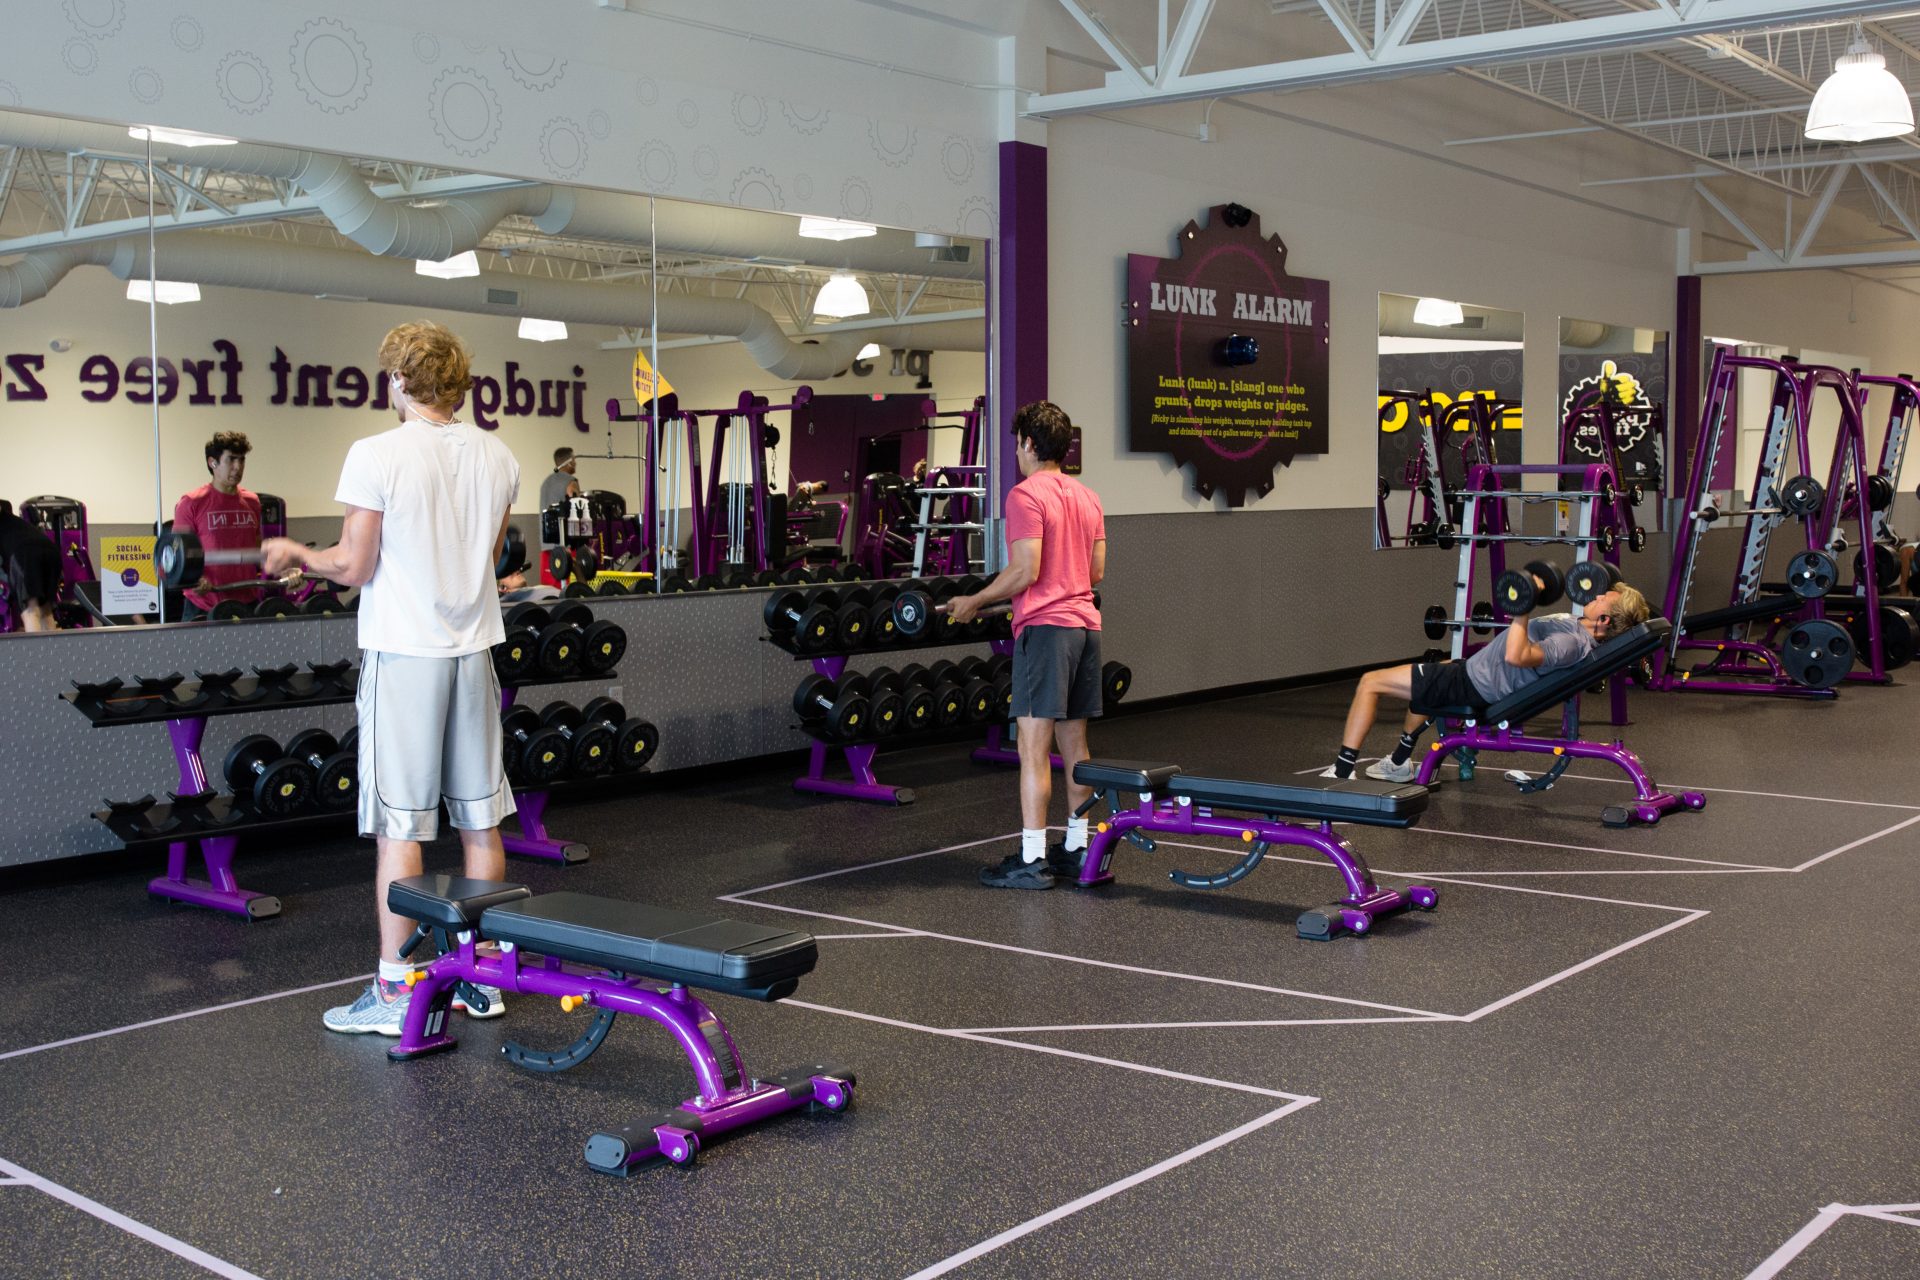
[4,673,1920,1278]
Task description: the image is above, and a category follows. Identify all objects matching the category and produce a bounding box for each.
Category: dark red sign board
[1126,204,1331,506]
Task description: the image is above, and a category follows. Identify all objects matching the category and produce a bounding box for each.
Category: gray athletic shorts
[1010,624,1104,721]
[356,649,515,842]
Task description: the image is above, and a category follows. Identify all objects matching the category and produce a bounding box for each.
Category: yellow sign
[632,348,675,403]
[100,535,160,615]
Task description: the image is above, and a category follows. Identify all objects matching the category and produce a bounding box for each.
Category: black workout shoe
[1046,842,1087,879]
[979,853,1055,890]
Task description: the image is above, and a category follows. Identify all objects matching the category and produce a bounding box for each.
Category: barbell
[156,526,527,590]
[1692,475,1824,525]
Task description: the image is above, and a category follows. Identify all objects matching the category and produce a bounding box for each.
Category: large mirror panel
[0,108,988,635]
[1375,292,1523,549]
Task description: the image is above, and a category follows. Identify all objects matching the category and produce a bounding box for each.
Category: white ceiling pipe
[0,110,981,279]
[54,231,980,379]
[0,240,116,307]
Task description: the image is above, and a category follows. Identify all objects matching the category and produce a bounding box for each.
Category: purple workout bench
[1413,618,1706,827]
[1064,761,1437,940]
[386,874,852,1173]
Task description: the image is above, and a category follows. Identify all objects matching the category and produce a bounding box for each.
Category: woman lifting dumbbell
[1329,559,1651,782]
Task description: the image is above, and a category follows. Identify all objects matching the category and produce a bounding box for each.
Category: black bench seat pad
[1427,619,1669,724]
[1074,759,1184,792]
[388,874,534,929]
[1166,774,1428,827]
[480,893,818,998]
[1683,595,1798,633]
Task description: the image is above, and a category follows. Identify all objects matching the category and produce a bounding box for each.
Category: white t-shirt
[335,418,520,657]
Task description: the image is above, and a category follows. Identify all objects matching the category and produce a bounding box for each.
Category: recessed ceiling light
[125,279,201,304]
[518,317,569,342]
[416,251,480,279]
[798,216,878,241]
[127,125,237,147]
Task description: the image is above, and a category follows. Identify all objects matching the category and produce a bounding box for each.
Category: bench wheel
[1407,886,1439,911]
[812,1077,853,1113]
[657,1128,699,1167]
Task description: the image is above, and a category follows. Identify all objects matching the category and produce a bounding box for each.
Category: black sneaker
[979,853,1055,890]
[1046,842,1087,878]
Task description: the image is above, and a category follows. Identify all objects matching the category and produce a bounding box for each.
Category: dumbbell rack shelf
[65,663,607,920]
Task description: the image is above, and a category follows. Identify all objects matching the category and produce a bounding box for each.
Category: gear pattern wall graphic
[1125,204,1333,507]
[289,18,371,114]
[216,49,271,114]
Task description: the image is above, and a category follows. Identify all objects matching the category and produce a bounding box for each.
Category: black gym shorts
[1011,624,1103,721]
[1408,660,1489,716]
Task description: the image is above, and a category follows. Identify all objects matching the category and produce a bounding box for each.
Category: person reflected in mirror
[0,500,63,632]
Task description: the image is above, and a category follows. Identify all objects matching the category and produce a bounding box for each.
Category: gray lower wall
[4,500,1909,869]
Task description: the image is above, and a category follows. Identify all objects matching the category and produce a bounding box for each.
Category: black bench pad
[480,893,818,1000]
[1166,774,1428,827]
[1074,759,1184,792]
[388,874,534,929]
[1427,619,1669,724]
[1683,595,1798,632]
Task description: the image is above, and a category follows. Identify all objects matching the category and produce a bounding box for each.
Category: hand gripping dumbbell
[223,734,314,815]
[792,673,870,739]
[1492,560,1568,616]
[284,729,357,811]
[502,705,569,786]
[538,701,616,776]
[580,697,659,770]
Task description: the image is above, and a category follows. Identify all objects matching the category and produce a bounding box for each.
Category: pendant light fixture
[1806,25,1915,143]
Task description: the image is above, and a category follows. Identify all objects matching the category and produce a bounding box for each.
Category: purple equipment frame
[1412,724,1705,827]
[1067,773,1438,941]
[390,926,851,1172]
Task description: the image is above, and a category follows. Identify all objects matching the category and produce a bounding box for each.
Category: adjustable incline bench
[1412,618,1707,826]
[1061,764,1438,940]
[1643,594,1839,698]
[386,874,853,1174]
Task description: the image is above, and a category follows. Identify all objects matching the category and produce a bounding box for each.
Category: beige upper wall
[1046,111,1680,518]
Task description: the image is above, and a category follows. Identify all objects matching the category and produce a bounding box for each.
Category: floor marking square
[1748,1200,1920,1278]
[0,1156,263,1280]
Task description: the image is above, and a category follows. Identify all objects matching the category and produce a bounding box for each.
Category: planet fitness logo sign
[1562,360,1655,460]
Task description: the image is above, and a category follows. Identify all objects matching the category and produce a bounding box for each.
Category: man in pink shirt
[947,402,1107,889]
[172,431,267,621]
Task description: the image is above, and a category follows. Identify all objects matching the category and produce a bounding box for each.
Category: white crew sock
[377,958,413,985]
[1021,828,1048,864]
[1065,816,1090,852]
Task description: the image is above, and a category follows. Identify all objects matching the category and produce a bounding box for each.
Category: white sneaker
[1365,757,1418,783]
[453,983,506,1019]
[322,980,411,1036]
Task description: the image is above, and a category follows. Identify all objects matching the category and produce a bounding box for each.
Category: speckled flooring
[4,672,1919,1279]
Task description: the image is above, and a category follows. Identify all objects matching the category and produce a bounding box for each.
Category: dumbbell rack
[65,663,603,920]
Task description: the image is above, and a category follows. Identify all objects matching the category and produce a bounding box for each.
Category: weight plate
[616,719,657,770]
[535,623,580,676]
[254,596,296,619]
[579,619,626,674]
[596,580,628,596]
[210,600,251,622]
[493,628,536,682]
[1786,549,1838,600]
[520,728,569,786]
[1853,544,1903,592]
[1780,474,1826,517]
[1883,605,1919,670]
[1102,661,1132,703]
[254,757,313,816]
[1780,619,1851,689]
[222,734,281,794]
[316,754,357,809]
[571,722,617,775]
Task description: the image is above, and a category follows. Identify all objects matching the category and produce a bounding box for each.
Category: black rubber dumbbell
[1564,560,1623,606]
[539,702,617,776]
[284,728,358,811]
[253,596,296,619]
[300,592,344,614]
[868,667,935,734]
[793,673,869,739]
[580,697,659,771]
[1492,560,1567,616]
[1102,660,1133,705]
[865,583,903,647]
[596,579,628,597]
[223,734,314,815]
[502,705,569,786]
[837,673,904,736]
[764,587,844,652]
[930,657,995,723]
[502,602,581,677]
[578,615,627,675]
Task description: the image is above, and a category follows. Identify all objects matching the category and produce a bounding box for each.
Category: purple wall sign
[1126,203,1331,506]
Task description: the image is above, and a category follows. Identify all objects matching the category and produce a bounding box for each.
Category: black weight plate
[540,701,583,730]
[1780,474,1825,516]
[535,623,581,675]
[519,728,569,786]
[1422,605,1448,641]
[551,600,595,631]
[223,734,281,793]
[254,595,296,619]
[962,679,994,723]
[869,690,904,736]
[1469,602,1496,636]
[1781,619,1851,689]
[930,682,966,728]
[829,694,869,739]
[493,627,536,682]
[893,590,934,639]
[1853,544,1903,592]
[1786,549,1838,600]
[581,696,624,726]
[1883,604,1919,670]
[210,600,251,621]
[562,582,597,598]
[793,674,836,718]
[254,757,313,815]
[570,722,617,775]
[300,592,343,615]
[795,604,836,652]
[616,718,657,770]
[579,619,626,674]
[502,705,542,735]
[1102,661,1132,703]
[505,603,550,630]
[835,603,868,649]
[285,728,338,764]
[902,686,935,732]
[1868,473,1895,511]
[316,753,357,809]
[867,602,899,646]
[596,580,629,596]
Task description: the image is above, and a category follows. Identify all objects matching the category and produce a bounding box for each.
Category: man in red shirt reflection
[173,431,268,621]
